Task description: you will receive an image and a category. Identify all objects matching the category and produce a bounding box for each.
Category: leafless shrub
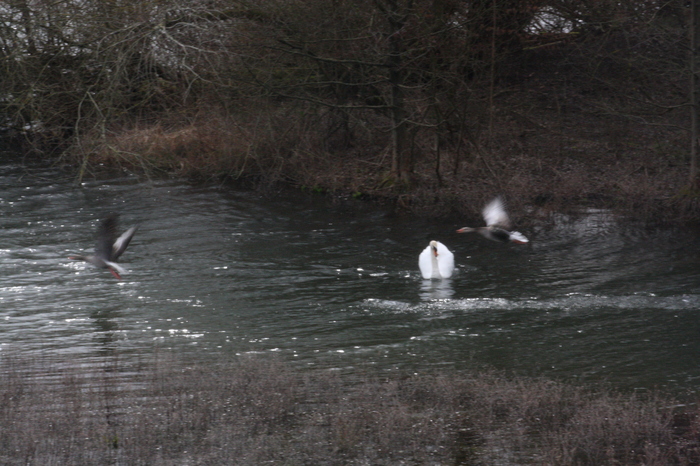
[1,0,696,220]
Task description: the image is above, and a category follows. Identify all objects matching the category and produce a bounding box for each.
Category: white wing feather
[482,197,510,228]
[509,231,529,243]
[418,245,434,279]
[112,226,137,259]
[435,242,454,278]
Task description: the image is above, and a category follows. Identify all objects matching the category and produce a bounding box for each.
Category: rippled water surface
[2,155,700,395]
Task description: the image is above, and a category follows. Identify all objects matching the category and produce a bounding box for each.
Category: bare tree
[691,0,700,190]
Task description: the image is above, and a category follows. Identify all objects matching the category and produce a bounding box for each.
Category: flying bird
[68,214,138,279]
[457,196,529,244]
[419,240,455,279]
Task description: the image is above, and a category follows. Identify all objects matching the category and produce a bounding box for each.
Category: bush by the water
[3,1,698,221]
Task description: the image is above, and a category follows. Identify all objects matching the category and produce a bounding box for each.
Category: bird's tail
[509,231,529,243]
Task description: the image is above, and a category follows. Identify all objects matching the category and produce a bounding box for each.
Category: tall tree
[691,0,700,190]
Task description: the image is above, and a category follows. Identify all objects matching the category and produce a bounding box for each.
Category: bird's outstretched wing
[482,196,511,229]
[113,226,138,260]
[95,214,120,261]
[94,214,137,262]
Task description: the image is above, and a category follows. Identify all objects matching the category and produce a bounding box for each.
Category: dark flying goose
[456,196,528,244]
[68,214,138,279]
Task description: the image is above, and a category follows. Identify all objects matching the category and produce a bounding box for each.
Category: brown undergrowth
[7,0,695,224]
[64,93,696,225]
[0,353,699,465]
[59,29,700,224]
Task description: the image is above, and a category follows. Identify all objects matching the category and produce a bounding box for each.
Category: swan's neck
[431,253,441,279]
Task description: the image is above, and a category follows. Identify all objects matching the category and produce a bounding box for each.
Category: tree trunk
[382,0,412,184]
[690,0,700,190]
[389,61,411,183]
[14,0,37,55]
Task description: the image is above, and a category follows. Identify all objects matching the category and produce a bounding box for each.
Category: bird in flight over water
[68,214,138,279]
[457,196,529,244]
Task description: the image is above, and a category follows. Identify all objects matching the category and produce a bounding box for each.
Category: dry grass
[79,102,388,189]
[60,28,696,223]
[64,81,695,224]
[0,353,698,465]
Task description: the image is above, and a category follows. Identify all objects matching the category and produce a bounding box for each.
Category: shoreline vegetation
[0,352,698,465]
[1,1,698,223]
[2,2,700,464]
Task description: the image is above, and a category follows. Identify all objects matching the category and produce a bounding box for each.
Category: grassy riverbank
[1,353,698,465]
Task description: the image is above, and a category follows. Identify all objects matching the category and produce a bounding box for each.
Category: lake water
[1,154,700,396]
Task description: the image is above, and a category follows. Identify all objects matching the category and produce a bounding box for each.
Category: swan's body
[457,196,528,244]
[69,214,137,279]
[419,240,454,279]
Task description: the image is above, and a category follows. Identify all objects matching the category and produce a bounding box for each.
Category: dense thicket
[0,0,695,218]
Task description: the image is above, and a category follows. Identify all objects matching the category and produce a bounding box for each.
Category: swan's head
[456,227,474,233]
[430,240,439,256]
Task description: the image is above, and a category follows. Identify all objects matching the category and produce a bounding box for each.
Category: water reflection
[419,278,455,300]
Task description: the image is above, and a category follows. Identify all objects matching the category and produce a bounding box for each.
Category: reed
[0,352,697,465]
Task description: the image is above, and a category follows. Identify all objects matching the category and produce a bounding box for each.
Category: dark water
[1,156,700,396]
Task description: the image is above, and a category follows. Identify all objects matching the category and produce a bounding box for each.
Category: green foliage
[300,185,325,194]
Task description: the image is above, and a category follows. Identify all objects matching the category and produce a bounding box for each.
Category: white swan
[419,240,454,279]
